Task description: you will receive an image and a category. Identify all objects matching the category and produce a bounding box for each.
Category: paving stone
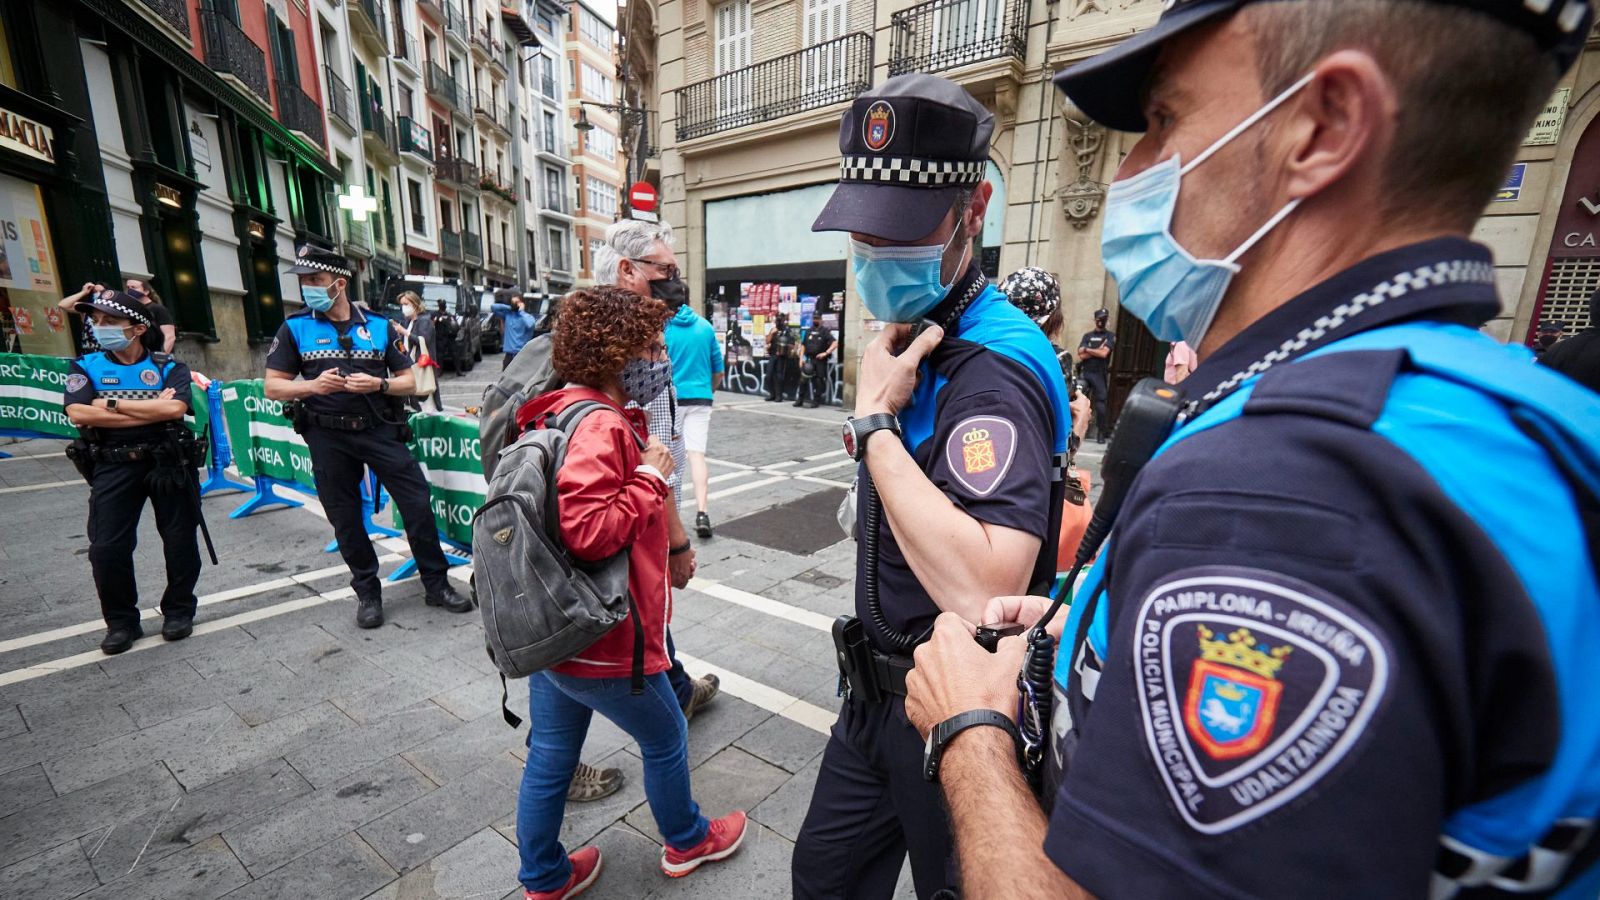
[221,758,437,876]
[0,762,55,819]
[217,834,397,900]
[400,709,532,785]
[76,834,249,900]
[735,715,828,775]
[490,745,651,851]
[428,675,521,722]
[94,625,257,677]
[165,701,355,791]
[43,705,240,795]
[681,694,770,770]
[644,820,796,900]
[573,823,664,897]
[360,827,520,900]
[0,703,26,741]
[626,747,789,846]
[750,755,823,843]
[0,840,99,900]
[80,757,313,884]
[358,753,523,873]
[330,656,479,725]
[284,701,460,790]
[0,762,182,870]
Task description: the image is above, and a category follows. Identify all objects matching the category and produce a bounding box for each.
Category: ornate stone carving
[1064,0,1152,19]
[1057,114,1106,229]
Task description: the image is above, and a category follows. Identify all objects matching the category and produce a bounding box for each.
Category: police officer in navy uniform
[63,290,201,655]
[1076,308,1115,442]
[794,75,1072,899]
[264,246,471,627]
[902,1,1600,898]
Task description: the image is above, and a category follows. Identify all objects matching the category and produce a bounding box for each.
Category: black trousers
[1082,370,1110,440]
[769,356,797,400]
[793,696,957,900]
[798,363,829,405]
[304,423,452,597]
[87,460,201,630]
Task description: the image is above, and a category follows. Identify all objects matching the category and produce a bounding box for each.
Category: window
[521,116,530,140]
[439,200,453,231]
[542,111,557,154]
[714,0,752,114]
[579,7,614,49]
[548,227,568,270]
[585,126,615,161]
[588,238,605,268]
[408,179,427,234]
[0,16,17,89]
[580,62,612,103]
[398,84,414,119]
[543,167,564,211]
[803,0,848,90]
[267,10,300,87]
[540,56,557,97]
[525,177,533,202]
[585,176,617,218]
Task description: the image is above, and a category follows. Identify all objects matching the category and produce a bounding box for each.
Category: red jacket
[516,387,672,679]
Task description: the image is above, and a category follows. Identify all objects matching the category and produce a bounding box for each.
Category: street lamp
[573,101,649,133]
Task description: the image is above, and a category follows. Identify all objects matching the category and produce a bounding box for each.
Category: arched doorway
[1528,108,1600,341]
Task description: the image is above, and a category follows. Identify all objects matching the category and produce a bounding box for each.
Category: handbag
[411,337,438,398]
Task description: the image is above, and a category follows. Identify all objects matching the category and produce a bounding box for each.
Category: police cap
[75,288,152,326]
[812,73,993,242]
[285,244,355,280]
[1054,0,1595,132]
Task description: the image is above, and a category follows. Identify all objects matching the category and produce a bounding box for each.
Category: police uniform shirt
[1078,327,1115,376]
[64,349,193,444]
[1042,238,1593,898]
[857,266,1071,649]
[265,306,411,417]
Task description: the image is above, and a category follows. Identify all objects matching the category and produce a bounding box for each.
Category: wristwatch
[842,414,901,461]
[104,398,118,411]
[923,709,1022,783]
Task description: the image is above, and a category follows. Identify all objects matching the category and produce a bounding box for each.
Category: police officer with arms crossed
[904,1,1600,898]
[1076,308,1114,443]
[63,290,202,654]
[794,74,1072,900]
[265,246,472,627]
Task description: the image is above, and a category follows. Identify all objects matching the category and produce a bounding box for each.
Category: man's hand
[158,387,176,401]
[310,369,348,395]
[668,546,696,588]
[906,612,1026,739]
[344,372,384,394]
[855,323,943,417]
[642,436,675,477]
[983,596,1067,639]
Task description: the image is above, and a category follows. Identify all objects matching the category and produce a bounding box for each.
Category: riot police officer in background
[264,246,471,628]
[766,313,798,402]
[904,0,1600,897]
[63,290,201,655]
[1075,308,1114,442]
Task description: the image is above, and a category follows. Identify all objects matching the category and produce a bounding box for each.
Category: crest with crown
[1198,626,1292,680]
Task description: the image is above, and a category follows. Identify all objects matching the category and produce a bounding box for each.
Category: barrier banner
[0,352,77,439]
[403,411,486,546]
[219,379,316,490]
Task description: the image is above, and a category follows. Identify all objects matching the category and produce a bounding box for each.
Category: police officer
[63,289,201,655]
[264,246,471,627]
[904,1,1600,898]
[794,74,1072,899]
[1076,308,1114,442]
[766,313,798,402]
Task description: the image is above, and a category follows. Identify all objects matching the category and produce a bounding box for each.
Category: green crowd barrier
[218,379,316,490]
[0,353,80,440]
[403,411,487,547]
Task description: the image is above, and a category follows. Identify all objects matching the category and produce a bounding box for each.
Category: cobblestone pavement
[0,373,1103,900]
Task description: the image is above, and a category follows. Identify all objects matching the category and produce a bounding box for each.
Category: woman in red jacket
[512,286,747,900]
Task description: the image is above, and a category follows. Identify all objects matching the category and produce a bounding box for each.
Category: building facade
[567,0,622,284]
[519,0,579,294]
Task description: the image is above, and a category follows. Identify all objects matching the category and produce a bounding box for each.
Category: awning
[501,8,540,47]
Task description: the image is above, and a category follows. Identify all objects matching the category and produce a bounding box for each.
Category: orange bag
[1056,469,1094,571]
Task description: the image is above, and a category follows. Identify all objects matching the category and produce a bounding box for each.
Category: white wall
[704,183,846,270]
[81,40,150,278]
[185,102,245,294]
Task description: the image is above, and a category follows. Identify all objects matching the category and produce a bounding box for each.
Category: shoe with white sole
[661,811,747,877]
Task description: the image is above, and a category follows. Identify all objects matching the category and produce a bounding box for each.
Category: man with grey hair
[596,218,722,721]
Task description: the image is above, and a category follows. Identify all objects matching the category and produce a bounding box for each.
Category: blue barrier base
[325,472,402,552]
[199,463,251,496]
[0,450,10,459]
[231,476,305,518]
[388,537,472,582]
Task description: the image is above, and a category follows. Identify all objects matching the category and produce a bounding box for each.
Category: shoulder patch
[268,336,279,355]
[944,415,1016,496]
[65,373,88,393]
[1133,566,1390,835]
[139,368,161,386]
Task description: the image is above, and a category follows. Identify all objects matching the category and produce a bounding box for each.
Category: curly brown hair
[553,286,670,388]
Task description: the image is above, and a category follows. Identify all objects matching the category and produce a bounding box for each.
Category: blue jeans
[516,671,710,891]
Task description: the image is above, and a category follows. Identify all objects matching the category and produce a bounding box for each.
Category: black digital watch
[923,709,1023,783]
[843,413,901,461]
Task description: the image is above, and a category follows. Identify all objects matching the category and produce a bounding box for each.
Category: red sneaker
[525,846,602,900]
[660,811,748,877]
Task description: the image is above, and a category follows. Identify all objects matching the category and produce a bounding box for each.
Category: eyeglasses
[628,258,680,281]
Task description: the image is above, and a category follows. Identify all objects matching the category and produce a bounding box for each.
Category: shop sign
[1495,163,1526,203]
[0,107,54,165]
[1525,88,1571,146]
[1550,114,1600,257]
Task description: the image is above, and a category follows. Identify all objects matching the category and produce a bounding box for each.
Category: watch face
[842,421,858,459]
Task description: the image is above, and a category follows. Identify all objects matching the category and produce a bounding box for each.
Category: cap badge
[297,245,311,258]
[863,101,895,153]
[100,289,116,300]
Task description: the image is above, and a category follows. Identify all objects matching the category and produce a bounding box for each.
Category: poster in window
[0,173,69,356]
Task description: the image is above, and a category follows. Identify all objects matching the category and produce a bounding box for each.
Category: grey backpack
[473,399,647,726]
[478,334,562,483]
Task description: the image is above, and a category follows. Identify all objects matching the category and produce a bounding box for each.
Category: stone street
[0,374,1104,900]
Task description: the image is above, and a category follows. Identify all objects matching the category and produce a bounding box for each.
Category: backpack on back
[478,334,562,483]
[472,398,648,726]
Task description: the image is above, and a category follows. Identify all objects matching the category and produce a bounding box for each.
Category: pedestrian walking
[663,289,726,538]
[264,245,471,627]
[511,286,746,899]
[493,294,539,368]
[62,289,202,654]
[906,1,1600,897]
[392,291,443,412]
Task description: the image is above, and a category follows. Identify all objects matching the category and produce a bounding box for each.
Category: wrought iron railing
[476,96,512,135]
[137,0,190,37]
[200,10,270,102]
[540,186,569,215]
[346,219,375,256]
[426,62,461,110]
[393,29,418,67]
[436,155,480,187]
[441,228,462,259]
[444,3,469,42]
[676,32,872,141]
[324,65,353,129]
[351,0,389,49]
[279,82,325,146]
[462,230,482,261]
[360,100,397,155]
[488,240,508,268]
[887,0,1026,76]
[398,116,433,160]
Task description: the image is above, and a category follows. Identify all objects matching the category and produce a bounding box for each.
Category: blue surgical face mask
[302,284,337,312]
[93,324,134,351]
[1100,72,1315,348]
[850,218,969,323]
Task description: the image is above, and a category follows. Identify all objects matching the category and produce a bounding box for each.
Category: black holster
[65,439,96,483]
[283,399,310,434]
[832,616,914,704]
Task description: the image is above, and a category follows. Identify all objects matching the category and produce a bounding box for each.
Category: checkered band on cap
[294,257,355,278]
[840,156,986,188]
[86,295,152,326]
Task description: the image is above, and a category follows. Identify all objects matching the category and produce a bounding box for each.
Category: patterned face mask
[620,356,672,407]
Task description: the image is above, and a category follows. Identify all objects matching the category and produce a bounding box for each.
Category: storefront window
[0,17,17,90]
[0,173,70,355]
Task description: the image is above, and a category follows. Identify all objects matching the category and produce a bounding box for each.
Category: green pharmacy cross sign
[337,184,380,222]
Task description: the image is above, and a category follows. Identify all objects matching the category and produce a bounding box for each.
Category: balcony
[441,228,462,260]
[539,188,571,217]
[475,96,513,138]
[135,0,190,40]
[676,32,872,141]
[444,3,470,45]
[399,116,433,160]
[416,0,444,19]
[887,0,1026,77]
[324,65,354,131]
[488,240,510,270]
[436,155,480,190]
[360,99,399,163]
[278,82,326,146]
[200,10,270,104]
[480,172,517,203]
[426,62,464,110]
[345,219,375,258]
[349,0,389,54]
[462,230,483,262]
[392,29,419,73]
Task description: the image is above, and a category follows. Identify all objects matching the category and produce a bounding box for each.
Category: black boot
[100,623,144,655]
[695,512,713,538]
[161,615,194,642]
[356,593,385,629]
[425,584,474,613]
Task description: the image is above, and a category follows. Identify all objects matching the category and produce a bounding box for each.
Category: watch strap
[848,413,901,461]
[924,709,1021,783]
